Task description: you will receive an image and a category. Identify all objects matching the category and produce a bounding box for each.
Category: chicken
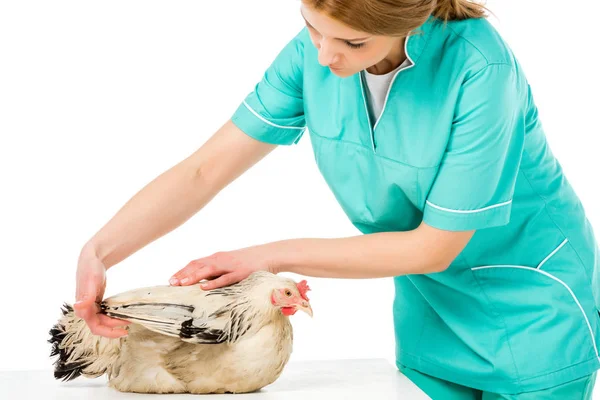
[48,270,313,394]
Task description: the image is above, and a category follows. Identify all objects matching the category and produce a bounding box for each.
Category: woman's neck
[366,37,407,75]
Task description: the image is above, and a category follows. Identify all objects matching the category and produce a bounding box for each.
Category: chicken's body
[109,311,292,393]
[48,271,310,394]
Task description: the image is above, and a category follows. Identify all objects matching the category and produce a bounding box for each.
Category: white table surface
[0,358,430,399]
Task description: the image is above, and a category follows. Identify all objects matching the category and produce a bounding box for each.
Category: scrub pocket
[470,239,600,389]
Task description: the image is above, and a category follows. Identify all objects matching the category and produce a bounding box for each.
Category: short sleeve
[231,30,307,145]
[422,63,525,231]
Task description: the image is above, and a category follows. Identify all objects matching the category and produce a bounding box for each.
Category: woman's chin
[329,67,354,78]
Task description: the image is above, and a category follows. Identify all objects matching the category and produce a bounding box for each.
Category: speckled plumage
[48,271,311,394]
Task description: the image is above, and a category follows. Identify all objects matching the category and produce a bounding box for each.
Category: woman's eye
[345,41,365,49]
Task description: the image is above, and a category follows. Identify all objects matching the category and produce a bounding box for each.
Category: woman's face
[300,3,404,77]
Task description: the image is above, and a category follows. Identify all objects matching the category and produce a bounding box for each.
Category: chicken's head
[270,279,313,317]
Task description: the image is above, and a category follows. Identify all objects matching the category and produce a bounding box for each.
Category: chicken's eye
[284,289,292,297]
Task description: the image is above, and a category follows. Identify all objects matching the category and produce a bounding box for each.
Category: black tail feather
[47,302,91,381]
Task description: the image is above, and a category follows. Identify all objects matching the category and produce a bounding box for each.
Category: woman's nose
[317,42,338,67]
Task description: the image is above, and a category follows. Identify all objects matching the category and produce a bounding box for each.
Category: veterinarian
[73,0,600,398]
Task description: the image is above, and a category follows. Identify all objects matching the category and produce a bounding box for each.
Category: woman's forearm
[86,158,219,269]
[86,120,276,270]
[270,224,474,278]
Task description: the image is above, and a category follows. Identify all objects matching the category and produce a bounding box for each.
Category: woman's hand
[169,244,278,290]
[73,244,131,338]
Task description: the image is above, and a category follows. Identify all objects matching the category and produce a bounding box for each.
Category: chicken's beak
[298,301,313,318]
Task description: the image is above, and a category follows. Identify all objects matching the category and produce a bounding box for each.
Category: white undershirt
[362,58,412,127]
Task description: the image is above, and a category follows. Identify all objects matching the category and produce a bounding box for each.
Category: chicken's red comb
[296,280,310,301]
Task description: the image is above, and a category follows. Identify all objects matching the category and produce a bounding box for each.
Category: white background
[1,0,599,396]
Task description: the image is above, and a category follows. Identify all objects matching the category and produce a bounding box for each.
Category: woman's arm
[75,120,277,337]
[174,222,474,290]
[271,222,474,277]
[87,120,277,269]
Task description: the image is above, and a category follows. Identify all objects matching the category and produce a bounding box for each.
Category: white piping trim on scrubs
[471,264,600,364]
[537,238,569,269]
[372,35,416,132]
[358,32,416,153]
[242,101,305,130]
[425,199,512,214]
[357,76,375,151]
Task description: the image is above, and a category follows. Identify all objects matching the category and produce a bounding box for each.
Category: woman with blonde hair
[74,0,600,397]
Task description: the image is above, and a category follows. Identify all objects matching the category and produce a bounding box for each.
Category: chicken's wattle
[281,307,297,316]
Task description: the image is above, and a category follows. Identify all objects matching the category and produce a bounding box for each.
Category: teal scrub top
[230,16,600,394]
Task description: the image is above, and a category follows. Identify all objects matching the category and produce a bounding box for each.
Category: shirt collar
[405,15,437,65]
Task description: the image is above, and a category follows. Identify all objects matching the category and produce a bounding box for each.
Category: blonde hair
[302,0,488,37]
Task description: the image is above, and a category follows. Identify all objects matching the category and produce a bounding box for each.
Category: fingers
[88,318,129,338]
[97,314,132,328]
[73,297,98,321]
[75,250,126,338]
[200,272,244,290]
[170,261,223,286]
[169,260,202,285]
[74,301,130,338]
[76,258,105,302]
[75,279,96,307]
[185,265,223,285]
